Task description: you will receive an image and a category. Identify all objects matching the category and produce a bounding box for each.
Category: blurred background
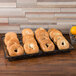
[0,0,76,33]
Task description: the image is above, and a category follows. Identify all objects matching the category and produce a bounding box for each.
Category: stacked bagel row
[4,32,24,56]
[35,28,55,52]
[4,28,70,57]
[22,29,39,54]
[48,29,69,50]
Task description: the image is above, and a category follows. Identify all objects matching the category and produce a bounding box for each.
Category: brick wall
[0,0,76,33]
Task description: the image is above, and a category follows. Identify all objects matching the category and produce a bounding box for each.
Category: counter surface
[0,34,76,76]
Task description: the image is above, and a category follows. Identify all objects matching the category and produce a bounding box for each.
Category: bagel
[40,40,55,52]
[53,35,64,44]
[5,32,17,38]
[52,30,63,40]
[48,29,62,39]
[57,38,69,50]
[35,28,45,34]
[24,40,39,54]
[35,28,49,37]
[48,28,56,35]
[22,28,34,37]
[48,28,57,39]
[7,37,20,47]
[22,35,35,44]
[7,43,24,56]
[4,32,17,45]
[35,28,49,43]
[36,35,49,44]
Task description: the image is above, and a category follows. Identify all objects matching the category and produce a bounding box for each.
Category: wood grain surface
[0,34,76,76]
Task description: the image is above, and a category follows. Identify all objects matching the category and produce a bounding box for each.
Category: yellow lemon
[70,26,76,35]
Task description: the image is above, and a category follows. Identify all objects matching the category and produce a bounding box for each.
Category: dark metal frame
[1,34,74,61]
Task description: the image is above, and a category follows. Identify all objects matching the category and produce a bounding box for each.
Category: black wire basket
[1,34,74,61]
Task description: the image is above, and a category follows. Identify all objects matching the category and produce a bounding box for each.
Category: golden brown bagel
[35,28,49,43]
[22,28,34,37]
[53,35,64,44]
[57,38,69,50]
[22,35,35,44]
[40,40,55,52]
[4,32,17,45]
[24,40,39,54]
[7,37,20,47]
[7,43,24,56]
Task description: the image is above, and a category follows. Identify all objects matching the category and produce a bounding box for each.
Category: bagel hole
[62,42,64,45]
[45,43,49,47]
[29,44,34,49]
[14,49,17,52]
[30,47,33,49]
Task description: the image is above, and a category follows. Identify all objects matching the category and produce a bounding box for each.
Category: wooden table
[0,35,76,76]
